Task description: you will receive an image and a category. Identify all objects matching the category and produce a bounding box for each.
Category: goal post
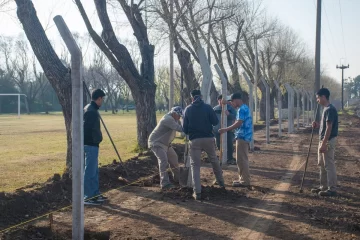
[0,94,27,118]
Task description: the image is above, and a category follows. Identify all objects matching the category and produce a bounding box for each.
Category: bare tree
[74,0,156,149]
[15,0,73,168]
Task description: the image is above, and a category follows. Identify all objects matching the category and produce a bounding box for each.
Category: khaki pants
[189,138,224,194]
[236,139,251,185]
[151,146,179,188]
[318,137,337,190]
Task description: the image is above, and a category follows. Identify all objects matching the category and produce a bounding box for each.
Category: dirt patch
[1,117,360,239]
[0,143,184,231]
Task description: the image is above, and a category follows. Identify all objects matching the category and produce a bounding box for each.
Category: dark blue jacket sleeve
[209,105,219,126]
[183,108,189,134]
[227,105,236,121]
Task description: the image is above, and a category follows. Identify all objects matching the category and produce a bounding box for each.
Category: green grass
[0,111,180,192]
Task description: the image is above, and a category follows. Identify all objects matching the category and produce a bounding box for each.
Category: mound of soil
[0,145,168,231]
[1,225,110,240]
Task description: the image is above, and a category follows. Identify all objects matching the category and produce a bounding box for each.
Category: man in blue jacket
[183,90,225,200]
[219,92,253,188]
[213,94,237,165]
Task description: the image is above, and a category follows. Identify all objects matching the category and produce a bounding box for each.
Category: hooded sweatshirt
[213,104,236,133]
[148,113,183,150]
[183,98,219,140]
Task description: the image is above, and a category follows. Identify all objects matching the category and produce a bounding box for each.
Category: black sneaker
[84,199,102,206]
[95,195,108,202]
[318,190,337,197]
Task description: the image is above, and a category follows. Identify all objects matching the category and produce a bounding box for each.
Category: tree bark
[75,0,157,149]
[259,80,266,121]
[15,0,72,168]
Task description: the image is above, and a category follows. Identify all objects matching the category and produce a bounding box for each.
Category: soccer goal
[0,94,27,118]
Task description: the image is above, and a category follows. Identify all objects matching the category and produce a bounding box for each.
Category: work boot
[318,189,337,197]
[218,180,225,188]
[161,183,175,190]
[193,192,202,201]
[232,181,250,188]
[311,187,325,194]
[226,159,236,165]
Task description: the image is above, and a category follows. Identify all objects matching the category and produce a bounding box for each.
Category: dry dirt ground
[1,110,360,240]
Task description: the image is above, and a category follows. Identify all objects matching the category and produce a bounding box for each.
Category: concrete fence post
[274,80,282,137]
[260,77,270,143]
[284,84,294,133]
[54,15,84,240]
[214,64,227,165]
[242,72,255,150]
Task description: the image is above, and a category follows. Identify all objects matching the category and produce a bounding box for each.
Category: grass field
[0,111,179,192]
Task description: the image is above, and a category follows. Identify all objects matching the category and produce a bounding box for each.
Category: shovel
[179,136,192,187]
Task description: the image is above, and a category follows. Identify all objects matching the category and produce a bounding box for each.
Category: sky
[262,0,359,82]
[0,0,358,83]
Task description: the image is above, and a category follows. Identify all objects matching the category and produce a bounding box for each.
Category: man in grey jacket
[148,106,184,189]
[213,94,237,165]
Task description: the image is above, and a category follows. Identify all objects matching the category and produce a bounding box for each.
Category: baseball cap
[230,92,242,101]
[170,106,183,117]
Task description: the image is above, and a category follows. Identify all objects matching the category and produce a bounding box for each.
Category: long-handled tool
[299,87,322,193]
[179,135,191,186]
[83,81,128,176]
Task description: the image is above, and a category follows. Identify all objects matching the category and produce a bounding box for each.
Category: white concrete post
[242,72,255,150]
[18,94,20,119]
[302,89,306,127]
[274,80,282,137]
[308,91,314,122]
[214,64,227,164]
[306,91,311,126]
[260,77,270,144]
[198,45,213,105]
[294,88,301,130]
[284,84,294,133]
[54,15,84,240]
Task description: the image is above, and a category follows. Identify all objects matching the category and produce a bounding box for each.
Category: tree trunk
[210,82,218,106]
[270,85,276,119]
[134,86,157,148]
[75,0,157,149]
[231,68,242,93]
[16,0,72,168]
[176,47,199,105]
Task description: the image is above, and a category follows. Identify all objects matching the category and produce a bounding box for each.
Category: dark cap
[217,94,223,100]
[191,89,201,97]
[230,92,242,101]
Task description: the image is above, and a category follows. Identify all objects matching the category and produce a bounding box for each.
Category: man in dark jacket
[183,89,225,200]
[213,94,237,165]
[83,89,106,205]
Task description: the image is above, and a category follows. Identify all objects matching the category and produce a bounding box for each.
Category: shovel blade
[179,167,190,186]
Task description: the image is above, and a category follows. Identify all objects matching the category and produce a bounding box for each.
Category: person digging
[311,88,339,197]
[148,106,184,190]
[219,92,253,188]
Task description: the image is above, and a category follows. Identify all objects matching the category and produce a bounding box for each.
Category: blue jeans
[84,145,100,200]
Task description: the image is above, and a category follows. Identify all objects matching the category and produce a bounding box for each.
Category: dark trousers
[215,132,234,161]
